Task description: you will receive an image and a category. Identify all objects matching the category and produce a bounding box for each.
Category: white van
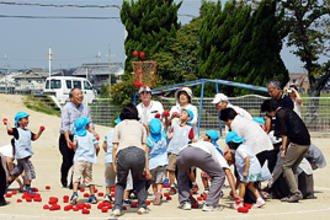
[44,76,97,105]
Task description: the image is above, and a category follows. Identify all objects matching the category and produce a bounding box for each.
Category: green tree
[111,0,182,106]
[279,0,329,124]
[199,0,289,96]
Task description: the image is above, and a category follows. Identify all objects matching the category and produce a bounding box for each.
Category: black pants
[0,157,7,201]
[59,134,74,186]
[256,149,279,173]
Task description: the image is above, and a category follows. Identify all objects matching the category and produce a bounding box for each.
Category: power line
[0,14,120,20]
[0,1,121,9]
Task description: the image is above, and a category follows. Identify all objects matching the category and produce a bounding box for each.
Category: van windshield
[84,81,93,90]
[45,80,49,89]
[73,80,82,89]
[51,80,61,89]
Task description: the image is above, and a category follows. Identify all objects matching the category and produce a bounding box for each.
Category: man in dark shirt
[261,99,310,203]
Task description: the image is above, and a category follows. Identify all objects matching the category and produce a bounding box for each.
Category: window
[50,80,61,89]
[73,80,82,89]
[45,80,49,89]
[66,80,72,89]
[84,81,93,90]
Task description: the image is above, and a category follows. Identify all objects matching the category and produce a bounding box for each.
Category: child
[166,109,196,195]
[4,112,44,195]
[146,118,168,205]
[102,117,133,204]
[200,130,223,194]
[225,131,266,209]
[70,117,100,204]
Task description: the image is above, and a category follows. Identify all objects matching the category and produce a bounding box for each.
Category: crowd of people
[0,79,326,217]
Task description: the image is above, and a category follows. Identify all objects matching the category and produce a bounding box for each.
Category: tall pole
[4,54,8,94]
[48,48,53,77]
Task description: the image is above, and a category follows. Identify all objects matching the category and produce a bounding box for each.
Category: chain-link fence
[86,95,330,135]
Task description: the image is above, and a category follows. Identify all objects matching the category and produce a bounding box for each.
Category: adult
[167,87,198,138]
[266,79,294,133]
[176,140,228,211]
[261,99,310,202]
[59,88,98,188]
[136,86,164,131]
[286,85,303,118]
[219,108,273,167]
[112,103,151,216]
[212,93,252,120]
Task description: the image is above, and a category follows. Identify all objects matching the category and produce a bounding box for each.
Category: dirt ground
[0,94,330,220]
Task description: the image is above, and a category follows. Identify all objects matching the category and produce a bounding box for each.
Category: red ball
[244,203,251,209]
[32,187,38,192]
[101,207,108,213]
[197,197,202,201]
[163,111,170,117]
[164,193,169,197]
[43,204,49,210]
[63,195,69,200]
[85,204,91,209]
[94,188,98,193]
[34,197,42,202]
[5,193,12,198]
[97,192,104,197]
[83,193,89,198]
[140,52,145,58]
[237,206,249,213]
[122,206,127,210]
[3,118,8,122]
[12,190,17,195]
[133,50,139,57]
[45,185,51,190]
[17,199,23,203]
[82,209,90,214]
[155,113,161,118]
[26,198,32,202]
[40,126,45,131]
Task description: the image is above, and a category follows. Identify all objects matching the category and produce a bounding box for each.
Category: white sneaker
[179,202,191,210]
[202,204,224,212]
[253,198,266,208]
[231,202,243,209]
[137,207,146,215]
[113,209,121,217]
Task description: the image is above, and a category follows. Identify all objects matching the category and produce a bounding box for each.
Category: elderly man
[212,93,252,120]
[59,88,98,188]
[136,86,164,130]
[266,79,294,133]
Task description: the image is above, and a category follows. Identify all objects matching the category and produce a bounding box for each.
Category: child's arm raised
[32,126,45,141]
[3,118,13,134]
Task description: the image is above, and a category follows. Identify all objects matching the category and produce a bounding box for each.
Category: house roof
[289,73,308,86]
[72,62,124,76]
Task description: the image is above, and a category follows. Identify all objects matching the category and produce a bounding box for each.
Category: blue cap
[225,131,246,144]
[182,108,194,125]
[15,112,29,127]
[205,130,219,146]
[253,117,265,126]
[73,117,90,136]
[149,118,162,142]
[115,117,121,124]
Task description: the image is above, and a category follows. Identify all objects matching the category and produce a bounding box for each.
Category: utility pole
[4,54,8,94]
[96,51,102,63]
[48,48,54,77]
[107,46,112,91]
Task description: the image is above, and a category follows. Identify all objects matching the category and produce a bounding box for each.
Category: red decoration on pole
[133,51,138,57]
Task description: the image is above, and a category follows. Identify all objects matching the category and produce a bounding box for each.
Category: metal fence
[87,95,330,135]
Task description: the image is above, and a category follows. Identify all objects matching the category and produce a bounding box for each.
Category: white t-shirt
[137,100,164,124]
[230,115,273,155]
[170,103,198,138]
[227,103,252,120]
[187,141,230,169]
[0,145,14,158]
[292,98,302,118]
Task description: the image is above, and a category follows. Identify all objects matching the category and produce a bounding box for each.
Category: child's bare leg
[89,184,95,196]
[152,182,157,194]
[202,177,209,190]
[123,190,130,200]
[188,170,196,183]
[247,182,261,199]
[73,182,79,193]
[156,183,162,192]
[239,182,247,200]
[169,171,176,186]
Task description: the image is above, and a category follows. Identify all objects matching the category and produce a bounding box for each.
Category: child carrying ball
[225,131,265,209]
[70,117,100,204]
[4,112,44,195]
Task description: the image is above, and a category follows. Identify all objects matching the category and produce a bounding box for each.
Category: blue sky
[0,0,307,72]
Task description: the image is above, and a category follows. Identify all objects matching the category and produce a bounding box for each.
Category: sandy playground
[0,94,330,220]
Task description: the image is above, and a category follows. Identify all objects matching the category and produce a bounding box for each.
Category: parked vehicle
[43,76,96,105]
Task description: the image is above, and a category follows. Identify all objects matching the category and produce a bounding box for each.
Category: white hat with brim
[211,93,229,104]
[175,87,193,103]
[139,86,152,94]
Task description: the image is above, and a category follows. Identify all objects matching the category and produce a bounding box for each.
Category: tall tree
[279,0,329,124]
[111,0,182,106]
[199,0,289,96]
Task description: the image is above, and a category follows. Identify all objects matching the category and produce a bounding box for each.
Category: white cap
[175,87,193,103]
[139,86,152,93]
[211,93,229,104]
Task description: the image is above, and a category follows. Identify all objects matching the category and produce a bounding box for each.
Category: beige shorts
[73,161,94,186]
[166,154,177,172]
